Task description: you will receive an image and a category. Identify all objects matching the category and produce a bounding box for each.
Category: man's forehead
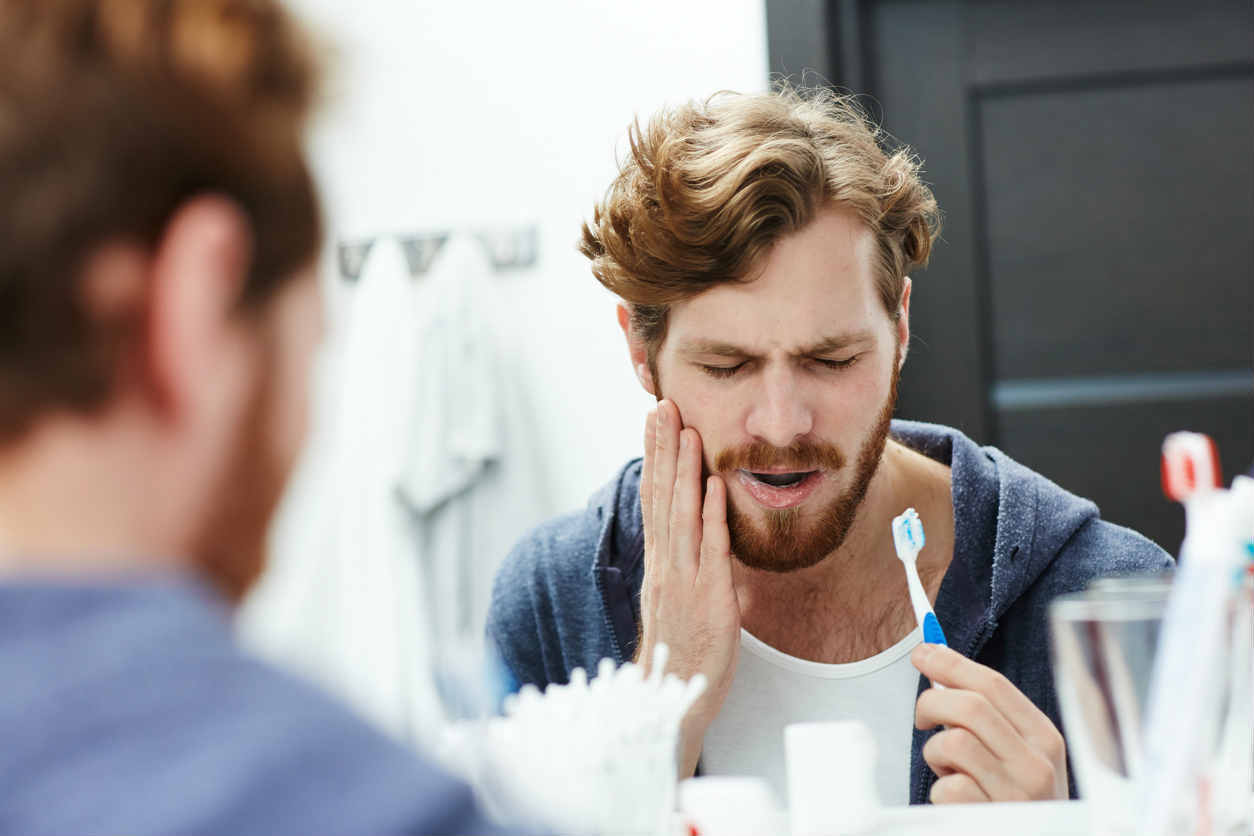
[657,207,889,357]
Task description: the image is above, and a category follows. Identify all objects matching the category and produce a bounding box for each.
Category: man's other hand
[637,399,740,779]
[912,643,1068,803]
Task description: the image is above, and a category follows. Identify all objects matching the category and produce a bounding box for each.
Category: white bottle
[785,721,880,836]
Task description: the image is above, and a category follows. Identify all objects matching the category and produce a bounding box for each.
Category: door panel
[767,0,1254,550]
[964,0,1254,85]
[979,75,1254,380]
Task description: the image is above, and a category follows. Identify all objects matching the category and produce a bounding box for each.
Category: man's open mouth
[744,470,816,488]
[735,468,824,509]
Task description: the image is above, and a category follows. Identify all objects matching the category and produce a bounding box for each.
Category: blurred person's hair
[579,84,941,378]
[0,0,321,442]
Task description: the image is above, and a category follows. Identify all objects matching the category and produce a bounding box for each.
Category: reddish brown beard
[190,349,288,603]
[719,360,900,573]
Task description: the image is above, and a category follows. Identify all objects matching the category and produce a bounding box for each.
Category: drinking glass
[1049,575,1253,835]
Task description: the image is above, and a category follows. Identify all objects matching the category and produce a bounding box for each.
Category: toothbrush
[892,508,947,647]
[1138,432,1234,836]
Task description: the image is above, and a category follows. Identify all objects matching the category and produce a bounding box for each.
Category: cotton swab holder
[465,643,707,835]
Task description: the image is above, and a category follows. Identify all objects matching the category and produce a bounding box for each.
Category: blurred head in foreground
[0,0,322,600]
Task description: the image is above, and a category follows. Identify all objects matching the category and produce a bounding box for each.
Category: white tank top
[700,625,923,806]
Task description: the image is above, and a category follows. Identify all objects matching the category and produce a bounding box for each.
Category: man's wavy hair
[580,85,941,377]
[0,0,321,441]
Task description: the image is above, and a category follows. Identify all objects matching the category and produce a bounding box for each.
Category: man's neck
[0,414,189,577]
[731,438,954,664]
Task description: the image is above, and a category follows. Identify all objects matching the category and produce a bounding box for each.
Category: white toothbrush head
[890,508,949,648]
[891,507,925,561]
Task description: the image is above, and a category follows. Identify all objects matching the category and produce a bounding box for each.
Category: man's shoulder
[0,583,496,835]
[190,655,510,833]
[487,459,643,689]
[1049,516,1174,588]
[985,444,1174,602]
[891,420,1173,604]
[496,506,603,585]
[492,458,642,593]
[199,656,496,833]
[982,441,1174,583]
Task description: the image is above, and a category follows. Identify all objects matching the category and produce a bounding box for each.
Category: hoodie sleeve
[486,504,626,694]
[485,517,573,694]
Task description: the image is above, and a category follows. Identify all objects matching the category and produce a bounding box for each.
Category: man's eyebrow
[678,332,876,358]
[678,340,751,358]
[799,332,877,355]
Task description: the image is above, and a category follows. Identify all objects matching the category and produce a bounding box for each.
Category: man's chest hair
[739,581,925,665]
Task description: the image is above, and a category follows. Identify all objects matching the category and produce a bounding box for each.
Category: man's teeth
[751,471,810,488]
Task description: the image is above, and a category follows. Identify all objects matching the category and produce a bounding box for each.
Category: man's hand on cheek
[911,644,1068,804]
[637,400,741,779]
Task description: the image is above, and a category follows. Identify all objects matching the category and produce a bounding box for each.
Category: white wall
[287,0,769,511]
[240,1,768,732]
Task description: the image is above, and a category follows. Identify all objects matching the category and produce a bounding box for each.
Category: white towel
[241,234,554,751]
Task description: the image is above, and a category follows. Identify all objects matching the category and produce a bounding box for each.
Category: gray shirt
[0,576,504,835]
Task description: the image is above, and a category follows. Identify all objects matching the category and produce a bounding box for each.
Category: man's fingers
[668,428,703,577]
[911,644,1053,741]
[929,772,991,805]
[698,474,732,584]
[914,647,1069,801]
[641,408,656,553]
[922,727,1025,802]
[915,686,1032,768]
[651,400,680,567]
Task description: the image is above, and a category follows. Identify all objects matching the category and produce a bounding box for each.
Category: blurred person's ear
[617,303,657,396]
[142,195,257,423]
[896,277,912,369]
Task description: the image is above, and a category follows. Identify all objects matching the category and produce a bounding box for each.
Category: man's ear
[143,195,255,420]
[896,277,912,369]
[616,303,657,396]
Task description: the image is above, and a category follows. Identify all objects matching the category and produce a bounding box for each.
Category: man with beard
[487,87,1172,806]
[0,1,501,833]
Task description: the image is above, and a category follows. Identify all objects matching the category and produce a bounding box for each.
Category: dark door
[767,0,1254,551]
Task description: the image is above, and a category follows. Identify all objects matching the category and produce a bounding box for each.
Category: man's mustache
[714,439,845,473]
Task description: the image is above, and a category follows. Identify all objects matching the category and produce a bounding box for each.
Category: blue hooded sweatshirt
[487,420,1173,805]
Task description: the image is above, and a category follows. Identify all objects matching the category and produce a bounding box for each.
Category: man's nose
[744,366,814,448]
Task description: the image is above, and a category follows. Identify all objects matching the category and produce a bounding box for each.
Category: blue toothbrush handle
[922,612,948,646]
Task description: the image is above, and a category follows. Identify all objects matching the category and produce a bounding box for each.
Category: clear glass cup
[1049,574,1253,835]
